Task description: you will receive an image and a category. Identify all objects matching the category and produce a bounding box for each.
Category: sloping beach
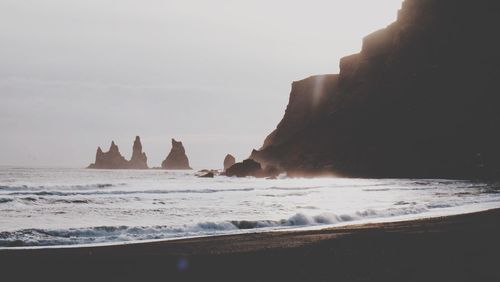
[2,208,499,282]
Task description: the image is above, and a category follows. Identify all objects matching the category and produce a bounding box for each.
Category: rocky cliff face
[252,0,500,178]
[161,139,192,170]
[88,141,129,169]
[88,137,148,169]
[128,136,148,169]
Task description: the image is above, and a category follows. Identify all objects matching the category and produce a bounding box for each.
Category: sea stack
[223,154,236,171]
[128,136,148,169]
[88,136,149,169]
[161,139,192,170]
[88,141,129,169]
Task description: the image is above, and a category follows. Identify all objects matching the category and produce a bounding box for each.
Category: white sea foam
[0,167,499,247]
[0,183,123,192]
[0,205,434,247]
[6,187,256,197]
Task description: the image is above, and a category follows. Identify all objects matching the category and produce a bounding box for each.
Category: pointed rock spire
[128,136,148,169]
[161,139,192,170]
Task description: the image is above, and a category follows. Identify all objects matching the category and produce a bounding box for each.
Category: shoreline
[2,208,500,281]
[2,202,498,251]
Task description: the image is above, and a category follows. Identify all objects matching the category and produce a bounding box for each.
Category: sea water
[1,167,499,247]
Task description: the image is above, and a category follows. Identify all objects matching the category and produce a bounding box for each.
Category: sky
[0,0,403,169]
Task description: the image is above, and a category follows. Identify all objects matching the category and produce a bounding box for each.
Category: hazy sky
[0,0,403,168]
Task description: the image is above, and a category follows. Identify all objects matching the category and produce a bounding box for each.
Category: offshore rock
[88,141,129,169]
[223,154,236,171]
[196,169,219,178]
[88,136,149,169]
[128,136,148,169]
[199,172,215,178]
[225,159,263,178]
[161,139,192,170]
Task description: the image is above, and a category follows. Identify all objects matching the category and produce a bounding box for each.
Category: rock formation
[88,141,129,169]
[88,136,148,169]
[161,139,192,170]
[199,171,215,178]
[196,169,219,178]
[223,154,236,171]
[128,136,148,169]
[225,159,262,177]
[251,0,500,178]
[225,160,281,178]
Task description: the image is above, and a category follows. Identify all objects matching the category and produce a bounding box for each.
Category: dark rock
[161,139,192,170]
[128,136,148,169]
[252,0,500,179]
[196,169,219,177]
[199,172,215,178]
[262,165,281,179]
[88,136,149,169]
[225,159,263,177]
[223,154,236,171]
[87,141,129,169]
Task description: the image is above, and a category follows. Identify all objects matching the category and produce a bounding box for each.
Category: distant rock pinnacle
[161,139,192,170]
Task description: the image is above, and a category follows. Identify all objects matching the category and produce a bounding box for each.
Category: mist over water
[1,167,500,247]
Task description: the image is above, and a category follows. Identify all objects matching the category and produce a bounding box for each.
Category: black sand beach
[1,209,500,281]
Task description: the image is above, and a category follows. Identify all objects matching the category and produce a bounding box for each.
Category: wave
[362,188,391,192]
[0,205,430,247]
[49,199,91,204]
[267,186,323,191]
[0,198,13,204]
[0,183,123,192]
[262,192,315,197]
[6,188,255,197]
[267,183,394,191]
[0,196,93,205]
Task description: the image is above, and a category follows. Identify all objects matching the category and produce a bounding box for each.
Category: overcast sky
[0,0,402,168]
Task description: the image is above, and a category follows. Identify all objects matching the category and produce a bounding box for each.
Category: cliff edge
[251,0,500,178]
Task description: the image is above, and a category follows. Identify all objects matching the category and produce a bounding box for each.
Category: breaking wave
[0,198,13,204]
[6,188,255,197]
[2,168,500,249]
[0,183,122,192]
[0,205,429,247]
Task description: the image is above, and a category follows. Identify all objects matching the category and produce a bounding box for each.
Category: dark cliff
[161,139,192,170]
[252,0,500,178]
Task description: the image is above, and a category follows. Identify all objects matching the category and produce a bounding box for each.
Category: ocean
[1,167,499,248]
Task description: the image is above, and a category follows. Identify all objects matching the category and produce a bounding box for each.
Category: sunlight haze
[0,0,403,168]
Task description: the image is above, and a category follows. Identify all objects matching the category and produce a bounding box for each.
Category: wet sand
[1,209,500,281]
